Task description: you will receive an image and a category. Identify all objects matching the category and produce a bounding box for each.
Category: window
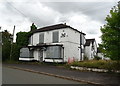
[46,46,61,58]
[80,34,84,45]
[39,33,44,43]
[30,50,33,57]
[29,37,31,44]
[53,31,59,43]
[29,36,33,45]
[20,48,30,58]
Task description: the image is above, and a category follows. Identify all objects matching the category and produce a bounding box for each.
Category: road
[3,63,120,86]
[3,67,85,84]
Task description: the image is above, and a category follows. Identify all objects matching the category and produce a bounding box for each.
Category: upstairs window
[29,36,33,45]
[39,33,44,43]
[29,37,31,44]
[53,31,59,43]
[80,34,84,45]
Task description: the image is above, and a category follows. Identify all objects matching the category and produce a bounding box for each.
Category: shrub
[84,56,88,61]
[94,56,101,60]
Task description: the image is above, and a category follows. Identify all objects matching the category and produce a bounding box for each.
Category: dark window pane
[53,31,59,43]
[39,33,44,43]
[30,50,33,57]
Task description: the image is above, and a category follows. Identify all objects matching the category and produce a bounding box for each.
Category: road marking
[4,65,104,86]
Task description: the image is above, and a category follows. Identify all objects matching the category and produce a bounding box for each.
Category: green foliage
[15,31,32,61]
[68,60,120,70]
[10,43,21,61]
[16,32,30,47]
[100,2,120,60]
[2,30,12,61]
[84,56,88,61]
[2,40,11,61]
[30,23,37,31]
[94,56,101,60]
[2,30,12,43]
[2,23,37,62]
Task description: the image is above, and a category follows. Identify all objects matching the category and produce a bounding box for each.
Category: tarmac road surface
[3,63,120,86]
[2,67,85,84]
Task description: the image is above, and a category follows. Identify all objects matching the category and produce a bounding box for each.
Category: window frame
[46,46,61,59]
[39,33,44,44]
[52,31,59,43]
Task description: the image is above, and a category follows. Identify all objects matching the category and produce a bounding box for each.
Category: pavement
[3,63,120,86]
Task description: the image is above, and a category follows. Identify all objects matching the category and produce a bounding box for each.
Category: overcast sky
[0,0,119,44]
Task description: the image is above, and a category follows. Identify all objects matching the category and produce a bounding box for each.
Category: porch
[28,43,64,62]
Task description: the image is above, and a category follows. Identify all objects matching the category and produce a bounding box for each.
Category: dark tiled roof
[30,24,86,35]
[85,39,95,46]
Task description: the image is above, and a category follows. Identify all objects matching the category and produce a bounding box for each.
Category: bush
[11,43,21,61]
[94,56,101,60]
[84,56,88,61]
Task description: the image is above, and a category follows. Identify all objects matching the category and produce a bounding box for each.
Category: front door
[39,50,43,62]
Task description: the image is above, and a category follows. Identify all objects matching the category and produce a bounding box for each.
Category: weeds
[68,60,120,71]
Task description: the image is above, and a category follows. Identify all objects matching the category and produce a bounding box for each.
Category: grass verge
[67,60,120,71]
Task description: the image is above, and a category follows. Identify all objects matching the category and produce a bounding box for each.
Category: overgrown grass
[67,60,120,71]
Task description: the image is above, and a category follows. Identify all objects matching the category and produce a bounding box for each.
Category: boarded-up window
[30,50,33,57]
[29,37,31,44]
[39,33,44,43]
[20,48,30,58]
[53,31,59,43]
[80,34,84,45]
[29,36,33,44]
[46,46,61,58]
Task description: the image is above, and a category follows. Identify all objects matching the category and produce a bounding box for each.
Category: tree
[10,43,21,61]
[30,23,37,31]
[16,32,30,47]
[2,30,12,61]
[100,2,120,60]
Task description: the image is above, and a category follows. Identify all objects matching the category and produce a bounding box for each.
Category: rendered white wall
[85,46,90,59]
[44,31,52,43]
[85,41,98,60]
[29,28,83,45]
[33,50,39,61]
[28,27,85,62]
[63,42,80,62]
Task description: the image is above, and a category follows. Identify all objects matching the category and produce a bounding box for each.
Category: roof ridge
[30,23,86,35]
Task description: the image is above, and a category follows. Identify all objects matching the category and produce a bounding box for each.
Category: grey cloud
[41,2,117,23]
[0,0,118,43]
[86,30,98,34]
[1,1,59,31]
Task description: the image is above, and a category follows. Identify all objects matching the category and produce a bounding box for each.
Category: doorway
[39,50,43,62]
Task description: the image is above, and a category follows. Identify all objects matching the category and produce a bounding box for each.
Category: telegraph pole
[10,25,15,61]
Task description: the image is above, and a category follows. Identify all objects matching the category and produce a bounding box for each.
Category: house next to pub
[84,39,97,60]
[19,24,86,62]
